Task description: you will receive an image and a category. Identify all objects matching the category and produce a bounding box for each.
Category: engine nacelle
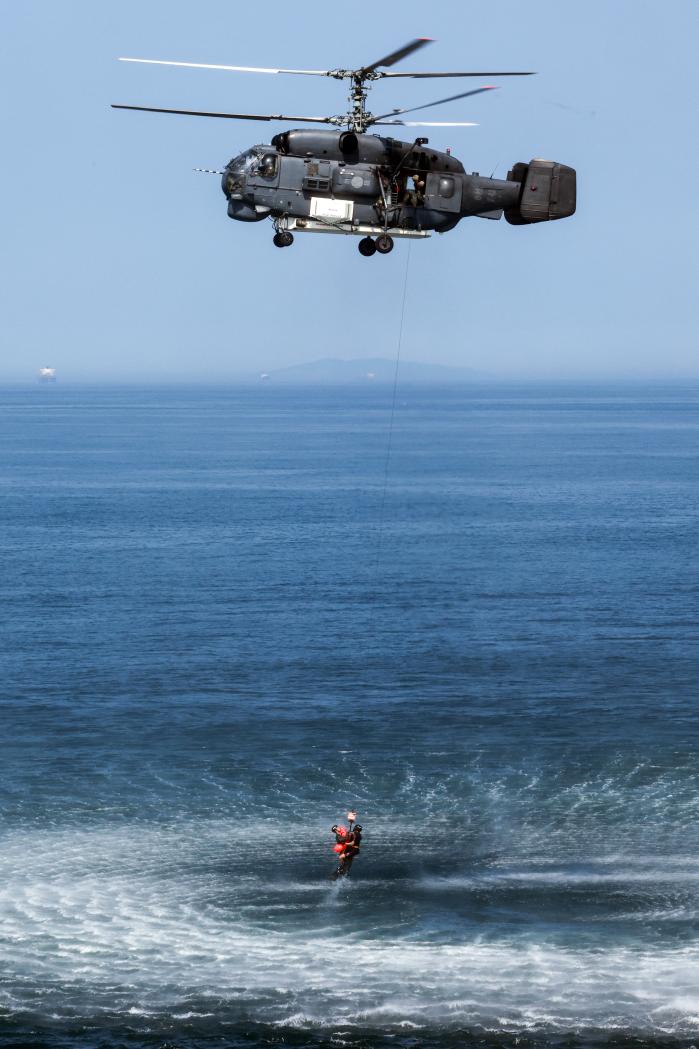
[505,159,576,225]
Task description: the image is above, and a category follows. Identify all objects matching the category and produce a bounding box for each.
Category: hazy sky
[2,1,698,381]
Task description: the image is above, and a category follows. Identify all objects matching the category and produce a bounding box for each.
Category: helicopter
[113,38,576,256]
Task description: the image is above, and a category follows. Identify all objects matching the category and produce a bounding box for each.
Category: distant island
[260,357,485,384]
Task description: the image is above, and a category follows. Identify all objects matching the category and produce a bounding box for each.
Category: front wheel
[375,234,394,254]
[358,237,376,257]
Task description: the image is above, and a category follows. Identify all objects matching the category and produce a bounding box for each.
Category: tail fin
[505,159,576,224]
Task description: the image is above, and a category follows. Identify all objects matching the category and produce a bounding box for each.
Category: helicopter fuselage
[221,129,575,243]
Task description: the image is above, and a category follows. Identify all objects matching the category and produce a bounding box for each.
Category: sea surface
[1,382,698,1049]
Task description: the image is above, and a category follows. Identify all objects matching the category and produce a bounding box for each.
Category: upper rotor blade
[360,37,432,75]
[380,70,535,78]
[111,104,336,123]
[118,57,331,75]
[371,85,497,123]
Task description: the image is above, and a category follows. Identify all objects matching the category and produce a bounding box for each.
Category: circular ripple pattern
[1,383,698,1049]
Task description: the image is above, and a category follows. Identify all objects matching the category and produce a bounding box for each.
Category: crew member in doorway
[403,174,425,207]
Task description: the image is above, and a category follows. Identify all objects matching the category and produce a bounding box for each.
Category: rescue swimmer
[331,810,363,879]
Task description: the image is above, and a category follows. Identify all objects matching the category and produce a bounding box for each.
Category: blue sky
[2,0,698,380]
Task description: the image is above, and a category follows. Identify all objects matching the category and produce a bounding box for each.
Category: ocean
[1,382,698,1049]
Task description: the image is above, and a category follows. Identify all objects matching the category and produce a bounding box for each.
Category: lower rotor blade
[380,70,535,78]
[372,85,497,123]
[374,120,478,127]
[111,104,336,123]
[360,37,432,75]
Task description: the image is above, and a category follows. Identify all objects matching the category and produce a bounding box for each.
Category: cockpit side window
[255,152,278,179]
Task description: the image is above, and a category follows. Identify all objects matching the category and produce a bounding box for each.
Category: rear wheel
[375,234,394,254]
[358,237,376,257]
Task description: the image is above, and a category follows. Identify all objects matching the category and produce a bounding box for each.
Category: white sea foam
[1,820,698,1034]
[419,869,699,888]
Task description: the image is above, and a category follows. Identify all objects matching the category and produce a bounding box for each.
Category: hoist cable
[374,240,412,575]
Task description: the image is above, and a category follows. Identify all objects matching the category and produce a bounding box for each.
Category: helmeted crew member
[344,824,362,860]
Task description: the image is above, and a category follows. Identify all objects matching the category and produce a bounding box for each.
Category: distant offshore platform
[38,367,56,383]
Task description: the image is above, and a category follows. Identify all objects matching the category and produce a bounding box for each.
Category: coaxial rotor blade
[371,85,497,123]
[380,70,535,78]
[119,57,331,75]
[111,104,337,123]
[373,120,478,126]
[359,38,433,75]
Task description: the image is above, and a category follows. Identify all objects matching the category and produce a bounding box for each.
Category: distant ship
[38,367,56,383]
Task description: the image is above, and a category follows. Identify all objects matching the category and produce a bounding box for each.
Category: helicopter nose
[221,167,238,198]
[222,167,244,199]
[222,155,248,199]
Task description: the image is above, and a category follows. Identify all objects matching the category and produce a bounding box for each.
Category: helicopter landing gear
[358,235,394,257]
[273,231,294,248]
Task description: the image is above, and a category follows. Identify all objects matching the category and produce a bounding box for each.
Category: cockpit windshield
[222,148,277,199]
[222,149,255,198]
[227,148,255,173]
